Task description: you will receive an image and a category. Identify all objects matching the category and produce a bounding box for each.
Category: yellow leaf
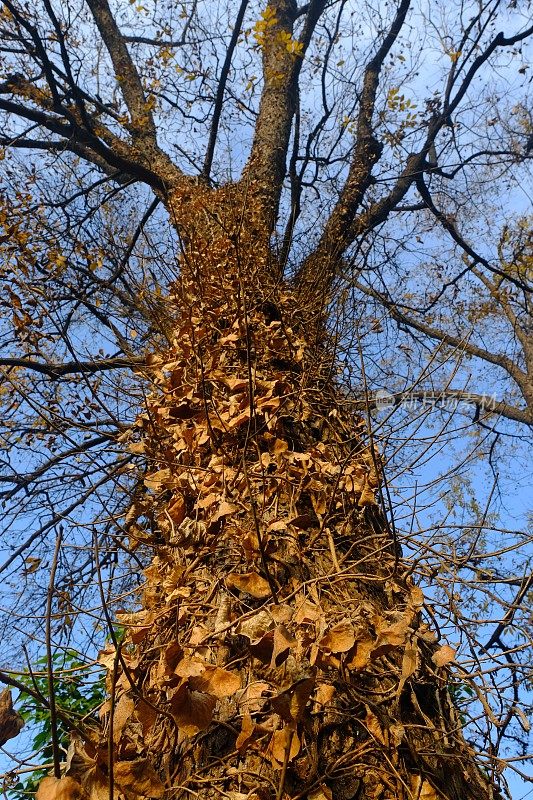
[22,556,41,575]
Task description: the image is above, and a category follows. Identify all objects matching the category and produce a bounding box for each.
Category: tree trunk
[54,186,495,800]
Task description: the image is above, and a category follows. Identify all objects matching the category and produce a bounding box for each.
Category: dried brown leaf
[410,585,425,608]
[314,683,335,707]
[358,479,376,507]
[116,610,152,645]
[236,610,272,641]
[432,645,456,667]
[293,598,321,625]
[80,776,105,800]
[225,377,249,392]
[410,775,438,799]
[271,678,314,723]
[226,571,271,599]
[318,622,356,653]
[174,658,205,679]
[35,776,84,800]
[268,728,300,768]
[169,401,199,419]
[211,500,240,522]
[237,681,270,714]
[236,712,254,753]
[390,722,405,747]
[144,469,172,490]
[169,684,216,735]
[189,666,241,698]
[346,637,374,670]
[249,630,276,664]
[269,604,293,625]
[374,614,410,648]
[343,473,365,494]
[271,438,288,454]
[308,786,333,800]
[162,642,183,672]
[112,694,135,743]
[197,492,218,509]
[364,708,386,745]
[167,495,186,526]
[114,759,165,798]
[515,706,531,733]
[37,778,85,800]
[398,639,419,695]
[22,556,41,575]
[0,689,23,746]
[288,513,316,530]
[235,713,272,755]
[267,518,286,532]
[127,442,145,455]
[270,625,296,667]
[136,698,158,736]
[310,492,327,516]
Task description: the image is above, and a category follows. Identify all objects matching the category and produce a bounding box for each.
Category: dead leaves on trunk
[38,245,489,800]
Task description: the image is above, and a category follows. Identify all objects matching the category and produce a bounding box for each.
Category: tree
[0,1,532,799]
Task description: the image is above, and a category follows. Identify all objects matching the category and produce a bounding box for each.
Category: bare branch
[484,571,533,650]
[0,435,115,501]
[0,96,168,188]
[351,279,530,393]
[444,23,533,120]
[313,0,411,254]
[203,0,250,180]
[242,0,327,233]
[84,0,156,141]
[0,356,145,379]
[416,176,532,295]
[0,460,131,577]
[295,16,533,323]
[84,0,185,181]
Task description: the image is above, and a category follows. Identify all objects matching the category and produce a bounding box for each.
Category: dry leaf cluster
[37,191,490,800]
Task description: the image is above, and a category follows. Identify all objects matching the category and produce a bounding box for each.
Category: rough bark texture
[47,189,497,800]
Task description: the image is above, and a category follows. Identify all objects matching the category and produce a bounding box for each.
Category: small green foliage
[7,651,105,800]
[448,681,475,725]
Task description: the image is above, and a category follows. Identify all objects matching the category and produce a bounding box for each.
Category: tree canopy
[0,1,532,799]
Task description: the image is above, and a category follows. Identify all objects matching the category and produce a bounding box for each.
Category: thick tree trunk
[52,188,495,800]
